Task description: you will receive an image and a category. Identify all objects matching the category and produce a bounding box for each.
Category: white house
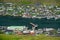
[43,28,54,32]
[7,26,26,31]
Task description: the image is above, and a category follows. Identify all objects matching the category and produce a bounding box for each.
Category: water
[0,16,60,29]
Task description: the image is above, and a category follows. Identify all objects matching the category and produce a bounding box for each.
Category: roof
[7,26,26,30]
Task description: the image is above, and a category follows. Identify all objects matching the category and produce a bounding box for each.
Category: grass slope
[0,34,60,40]
[0,0,60,6]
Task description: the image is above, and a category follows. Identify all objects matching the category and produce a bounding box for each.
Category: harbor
[0,16,60,28]
[0,0,60,40]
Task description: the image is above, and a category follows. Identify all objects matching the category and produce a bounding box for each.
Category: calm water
[0,16,60,29]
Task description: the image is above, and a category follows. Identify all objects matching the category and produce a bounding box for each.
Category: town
[0,2,60,36]
[0,0,60,40]
[0,2,60,19]
[0,23,60,36]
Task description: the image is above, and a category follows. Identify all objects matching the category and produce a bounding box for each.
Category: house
[36,14,46,19]
[0,3,5,15]
[55,28,60,36]
[43,28,55,36]
[57,28,60,33]
[0,26,7,30]
[22,13,31,18]
[7,26,26,31]
[5,26,27,35]
[56,8,60,10]
[43,28,54,32]
[5,3,14,15]
[46,15,54,19]
[36,29,43,34]
[23,30,30,34]
[5,3,13,7]
[55,15,60,19]
[55,7,60,12]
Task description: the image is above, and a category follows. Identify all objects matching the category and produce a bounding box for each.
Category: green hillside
[0,0,60,6]
[0,34,60,40]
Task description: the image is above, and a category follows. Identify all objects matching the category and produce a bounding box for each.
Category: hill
[0,34,60,40]
[0,0,60,6]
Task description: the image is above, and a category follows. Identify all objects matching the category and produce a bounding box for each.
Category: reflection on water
[0,16,60,28]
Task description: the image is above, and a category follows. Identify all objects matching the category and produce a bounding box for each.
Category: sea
[0,16,60,29]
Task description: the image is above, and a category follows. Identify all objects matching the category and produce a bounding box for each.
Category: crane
[30,23,38,35]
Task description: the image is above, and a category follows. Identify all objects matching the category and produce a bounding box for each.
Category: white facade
[7,26,26,31]
[44,28,54,31]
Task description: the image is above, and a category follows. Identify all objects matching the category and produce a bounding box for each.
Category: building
[5,26,27,34]
[7,26,26,31]
[5,3,14,15]
[0,3,5,15]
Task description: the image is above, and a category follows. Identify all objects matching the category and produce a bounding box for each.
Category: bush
[0,30,4,34]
